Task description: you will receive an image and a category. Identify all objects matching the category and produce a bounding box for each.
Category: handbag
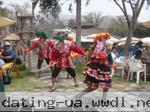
[3,72,11,85]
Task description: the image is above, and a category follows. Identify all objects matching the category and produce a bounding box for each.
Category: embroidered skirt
[83,62,111,89]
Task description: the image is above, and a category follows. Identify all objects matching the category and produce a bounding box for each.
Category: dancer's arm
[70,45,85,55]
[25,40,40,52]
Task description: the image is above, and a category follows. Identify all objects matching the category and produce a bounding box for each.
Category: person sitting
[108,47,118,77]
[1,42,20,75]
[2,42,16,63]
[131,41,143,56]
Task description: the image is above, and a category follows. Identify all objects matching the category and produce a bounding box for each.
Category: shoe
[49,87,56,92]
[74,84,79,87]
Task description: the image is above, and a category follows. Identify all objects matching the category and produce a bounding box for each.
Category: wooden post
[76,0,81,47]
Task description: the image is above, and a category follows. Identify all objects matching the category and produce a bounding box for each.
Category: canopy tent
[108,37,119,43]
[82,34,97,39]
[0,17,15,27]
[118,37,140,42]
[3,33,20,41]
[141,37,150,46]
[115,37,140,45]
[81,38,93,43]
[82,33,118,44]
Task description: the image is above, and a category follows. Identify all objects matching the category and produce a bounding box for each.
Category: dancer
[50,33,85,91]
[76,32,111,101]
[26,32,52,77]
[65,36,76,79]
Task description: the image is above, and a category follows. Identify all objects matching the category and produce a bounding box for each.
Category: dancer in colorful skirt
[26,32,53,77]
[50,33,85,91]
[78,32,112,100]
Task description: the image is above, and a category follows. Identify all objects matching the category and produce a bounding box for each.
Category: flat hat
[52,33,68,41]
[36,32,49,39]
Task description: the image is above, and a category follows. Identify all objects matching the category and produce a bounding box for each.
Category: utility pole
[76,0,81,47]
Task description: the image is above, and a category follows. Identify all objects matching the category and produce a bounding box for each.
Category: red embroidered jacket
[28,39,53,60]
[50,42,85,68]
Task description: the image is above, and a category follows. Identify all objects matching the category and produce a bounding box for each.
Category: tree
[83,12,102,27]
[113,0,149,56]
[0,8,9,17]
[83,12,95,25]
[32,0,61,20]
[68,19,76,28]
[0,1,12,18]
[32,0,90,46]
[109,16,128,37]
[76,0,81,47]
[109,23,128,37]
[10,2,30,14]
[134,24,150,37]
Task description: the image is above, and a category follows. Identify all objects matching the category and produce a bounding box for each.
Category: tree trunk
[123,27,133,56]
[76,0,81,47]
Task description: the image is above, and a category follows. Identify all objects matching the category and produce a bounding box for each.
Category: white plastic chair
[114,56,129,78]
[127,58,146,84]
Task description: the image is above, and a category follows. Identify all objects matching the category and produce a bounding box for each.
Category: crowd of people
[0,31,148,102]
[23,32,115,101]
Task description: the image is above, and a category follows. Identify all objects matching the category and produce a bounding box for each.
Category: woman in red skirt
[78,32,112,101]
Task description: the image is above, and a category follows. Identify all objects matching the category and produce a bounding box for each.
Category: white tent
[82,34,97,39]
[82,34,118,44]
[116,37,140,45]
[141,37,150,46]
[109,36,119,43]
[81,38,93,43]
[119,37,140,42]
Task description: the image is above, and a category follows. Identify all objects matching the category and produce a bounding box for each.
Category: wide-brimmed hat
[3,42,11,46]
[52,33,68,41]
[94,32,111,42]
[36,32,49,39]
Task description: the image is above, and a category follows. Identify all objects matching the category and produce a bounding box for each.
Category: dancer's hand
[24,48,29,53]
[49,62,56,67]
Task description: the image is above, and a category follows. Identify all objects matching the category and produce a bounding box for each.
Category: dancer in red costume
[50,33,85,91]
[76,32,112,101]
[26,32,53,77]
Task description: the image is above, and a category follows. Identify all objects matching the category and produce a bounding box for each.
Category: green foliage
[108,23,128,37]
[68,19,76,28]
[75,61,87,79]
[16,64,27,71]
[39,0,61,19]
[10,2,30,14]
[134,24,150,38]
[0,6,10,17]
[83,12,101,27]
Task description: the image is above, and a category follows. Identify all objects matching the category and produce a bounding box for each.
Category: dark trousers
[37,58,50,69]
[52,66,76,78]
[0,79,4,92]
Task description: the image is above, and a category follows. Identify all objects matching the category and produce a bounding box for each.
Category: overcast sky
[2,0,150,22]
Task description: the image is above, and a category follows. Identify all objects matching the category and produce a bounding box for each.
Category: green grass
[75,61,87,80]
[5,62,149,92]
[5,71,37,92]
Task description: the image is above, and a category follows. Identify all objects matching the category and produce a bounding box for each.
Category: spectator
[131,41,143,56]
[108,47,118,77]
[2,42,16,63]
[108,47,118,66]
